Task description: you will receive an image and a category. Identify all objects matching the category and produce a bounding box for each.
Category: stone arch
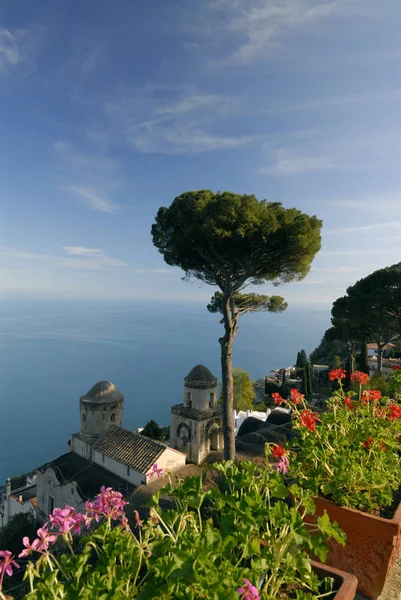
[205,419,222,452]
[177,422,192,442]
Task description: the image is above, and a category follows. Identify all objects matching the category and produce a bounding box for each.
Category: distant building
[170,365,223,465]
[367,343,396,358]
[369,356,401,380]
[0,474,37,529]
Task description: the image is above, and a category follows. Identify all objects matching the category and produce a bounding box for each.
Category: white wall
[36,468,85,521]
[1,494,35,528]
[184,385,217,411]
[71,435,92,461]
[92,451,145,487]
[145,448,186,482]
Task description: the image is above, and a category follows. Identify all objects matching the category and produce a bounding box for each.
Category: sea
[0,299,330,483]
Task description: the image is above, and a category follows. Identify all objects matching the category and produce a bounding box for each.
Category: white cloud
[326,221,401,234]
[106,85,252,154]
[64,187,120,214]
[0,28,23,71]
[61,246,105,256]
[263,148,339,175]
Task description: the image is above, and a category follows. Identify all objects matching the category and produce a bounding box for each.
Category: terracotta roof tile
[92,426,167,474]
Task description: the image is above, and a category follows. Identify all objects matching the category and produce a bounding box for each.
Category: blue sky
[1,0,400,306]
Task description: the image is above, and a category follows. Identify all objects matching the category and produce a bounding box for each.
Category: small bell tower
[170,365,222,464]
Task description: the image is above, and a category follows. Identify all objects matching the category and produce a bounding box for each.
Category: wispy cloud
[63,187,120,214]
[262,148,339,175]
[0,28,23,71]
[320,249,392,257]
[106,84,252,154]
[53,140,121,212]
[53,141,115,171]
[62,246,105,256]
[0,248,45,260]
[311,267,359,273]
[265,89,401,114]
[189,0,378,66]
[59,246,127,269]
[133,268,170,274]
[326,221,401,234]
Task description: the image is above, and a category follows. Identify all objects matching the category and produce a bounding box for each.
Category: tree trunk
[219,292,236,460]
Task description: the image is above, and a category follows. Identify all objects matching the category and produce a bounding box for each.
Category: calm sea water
[0,299,330,482]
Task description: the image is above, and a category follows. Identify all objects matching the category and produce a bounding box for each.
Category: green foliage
[296,350,308,370]
[287,378,401,512]
[367,373,390,396]
[357,341,369,374]
[309,333,348,370]
[388,369,401,400]
[15,460,343,599]
[331,264,401,374]
[0,513,37,557]
[301,362,313,400]
[208,292,288,317]
[232,367,256,411]
[152,190,322,459]
[141,420,166,441]
[151,191,322,288]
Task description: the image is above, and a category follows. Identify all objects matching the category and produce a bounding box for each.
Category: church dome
[185,365,217,388]
[80,381,124,403]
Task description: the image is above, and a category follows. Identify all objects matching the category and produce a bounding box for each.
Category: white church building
[34,380,186,520]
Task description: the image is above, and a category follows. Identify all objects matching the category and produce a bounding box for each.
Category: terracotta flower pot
[311,560,358,600]
[311,496,401,599]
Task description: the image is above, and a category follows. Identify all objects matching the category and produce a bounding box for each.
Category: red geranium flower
[329,368,347,381]
[364,437,374,451]
[272,392,285,405]
[361,390,382,404]
[290,388,304,404]
[375,407,387,419]
[350,371,370,385]
[299,409,319,432]
[388,404,401,420]
[380,442,386,452]
[344,395,354,410]
[392,365,401,371]
[271,444,287,459]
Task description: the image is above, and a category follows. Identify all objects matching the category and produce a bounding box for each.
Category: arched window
[209,393,214,408]
[82,413,86,422]
[186,392,192,407]
[111,413,116,422]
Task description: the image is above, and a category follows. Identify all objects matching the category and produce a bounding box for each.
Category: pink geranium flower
[237,578,260,600]
[0,550,19,577]
[18,537,40,558]
[148,463,164,479]
[36,527,57,552]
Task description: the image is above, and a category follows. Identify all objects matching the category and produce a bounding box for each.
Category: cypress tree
[358,341,369,374]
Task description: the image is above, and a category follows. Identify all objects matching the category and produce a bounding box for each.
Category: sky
[1,0,401,307]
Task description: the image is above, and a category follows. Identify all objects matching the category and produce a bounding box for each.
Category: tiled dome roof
[185,365,217,386]
[81,381,124,403]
